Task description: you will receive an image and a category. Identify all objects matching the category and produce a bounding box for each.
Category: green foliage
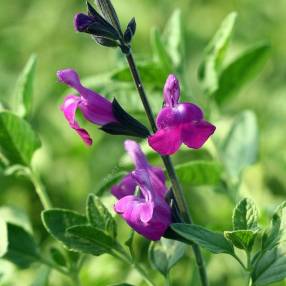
[67,225,123,256]
[232,198,259,231]
[148,238,186,277]
[214,43,270,104]
[175,160,222,186]
[49,247,67,267]
[222,111,258,179]
[0,111,41,166]
[13,54,37,118]
[86,194,117,238]
[42,209,87,250]
[2,223,40,269]
[171,223,234,255]
[224,230,257,251]
[199,12,237,94]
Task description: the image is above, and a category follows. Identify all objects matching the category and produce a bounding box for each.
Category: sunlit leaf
[224,230,257,251]
[175,161,222,186]
[13,55,37,118]
[0,218,8,257]
[214,43,270,104]
[233,198,258,230]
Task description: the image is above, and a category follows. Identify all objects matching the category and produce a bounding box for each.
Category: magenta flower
[112,140,171,241]
[57,69,117,145]
[148,74,216,155]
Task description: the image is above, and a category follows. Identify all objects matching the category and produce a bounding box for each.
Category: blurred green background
[0,0,285,285]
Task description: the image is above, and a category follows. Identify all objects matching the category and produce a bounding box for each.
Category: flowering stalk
[124,51,208,286]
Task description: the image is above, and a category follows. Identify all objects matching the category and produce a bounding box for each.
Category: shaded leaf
[149,238,186,276]
[214,43,270,104]
[171,223,234,255]
[3,223,40,268]
[41,209,87,250]
[50,247,67,267]
[0,111,41,165]
[252,246,286,286]
[222,111,258,179]
[233,198,258,230]
[13,55,37,118]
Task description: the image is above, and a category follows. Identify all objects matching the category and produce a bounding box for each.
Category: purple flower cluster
[58,68,215,240]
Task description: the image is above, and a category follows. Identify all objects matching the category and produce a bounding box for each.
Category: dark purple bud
[74,13,94,32]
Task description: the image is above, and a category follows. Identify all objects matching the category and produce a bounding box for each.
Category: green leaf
[41,209,87,250]
[3,223,40,268]
[0,111,41,165]
[109,284,135,286]
[262,201,286,251]
[225,230,257,251]
[175,161,222,186]
[86,194,117,238]
[0,218,8,257]
[111,63,168,89]
[149,238,186,276]
[13,55,37,118]
[252,246,286,286]
[233,198,258,230]
[198,12,237,94]
[214,43,270,104]
[222,111,258,179]
[162,9,184,69]
[151,28,173,72]
[30,265,50,286]
[49,247,67,267]
[67,225,123,256]
[171,223,234,255]
[95,171,127,196]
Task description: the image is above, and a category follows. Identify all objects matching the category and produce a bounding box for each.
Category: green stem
[29,169,52,209]
[124,50,208,286]
[165,273,171,286]
[233,253,247,270]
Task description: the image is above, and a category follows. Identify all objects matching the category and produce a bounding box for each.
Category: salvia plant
[0,1,284,286]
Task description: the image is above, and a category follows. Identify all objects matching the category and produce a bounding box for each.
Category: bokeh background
[0,0,285,285]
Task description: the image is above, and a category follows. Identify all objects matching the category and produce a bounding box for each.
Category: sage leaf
[0,111,41,166]
[86,194,117,238]
[13,55,37,118]
[214,42,270,104]
[149,238,186,276]
[3,223,40,268]
[233,198,258,230]
[171,223,234,255]
[175,161,222,186]
[222,111,258,179]
[41,209,87,250]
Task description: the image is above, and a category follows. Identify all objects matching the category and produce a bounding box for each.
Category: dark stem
[124,50,208,286]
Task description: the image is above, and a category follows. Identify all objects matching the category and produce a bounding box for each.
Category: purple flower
[148,74,216,155]
[112,140,171,241]
[58,69,117,145]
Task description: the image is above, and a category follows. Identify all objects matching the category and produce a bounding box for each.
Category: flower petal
[57,69,117,125]
[124,140,149,169]
[164,74,180,107]
[181,120,216,149]
[111,174,137,200]
[60,95,92,145]
[148,127,182,155]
